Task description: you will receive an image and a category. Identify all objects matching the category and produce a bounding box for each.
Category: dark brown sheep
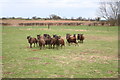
[77,34,85,43]
[66,34,78,46]
[27,36,38,48]
[43,34,52,48]
[51,35,60,49]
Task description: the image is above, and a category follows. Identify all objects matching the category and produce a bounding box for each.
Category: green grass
[2,25,118,78]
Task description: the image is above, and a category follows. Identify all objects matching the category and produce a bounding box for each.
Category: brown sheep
[27,36,38,48]
[37,35,45,49]
[77,34,85,43]
[66,34,78,46]
[58,36,65,48]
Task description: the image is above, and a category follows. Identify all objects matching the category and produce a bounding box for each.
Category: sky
[0,0,100,19]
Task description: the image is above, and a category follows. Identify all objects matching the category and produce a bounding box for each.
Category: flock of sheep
[27,34,84,49]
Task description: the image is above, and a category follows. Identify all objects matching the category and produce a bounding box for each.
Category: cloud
[0,0,99,8]
[29,0,99,8]
[0,0,99,18]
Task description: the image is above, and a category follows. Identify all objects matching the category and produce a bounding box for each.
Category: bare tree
[49,14,61,20]
[97,0,120,26]
[118,14,120,26]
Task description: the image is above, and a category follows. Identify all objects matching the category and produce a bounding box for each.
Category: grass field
[2,25,118,78]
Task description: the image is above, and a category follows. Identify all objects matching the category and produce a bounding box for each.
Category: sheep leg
[68,43,70,46]
[36,42,38,46]
[75,41,79,46]
[50,44,52,49]
[48,45,51,49]
[53,45,55,49]
[40,45,42,49]
[34,43,35,47]
[43,45,45,49]
[56,45,59,50]
[82,40,83,43]
[61,45,62,49]
[30,43,32,48]
[39,44,42,49]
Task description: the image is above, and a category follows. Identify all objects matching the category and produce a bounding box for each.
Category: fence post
[48,24,50,29]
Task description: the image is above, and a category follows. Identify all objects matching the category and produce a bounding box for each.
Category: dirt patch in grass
[86,35,117,42]
[0,56,5,59]
[43,62,51,65]
[26,57,41,60]
[80,49,104,54]
[52,49,116,65]
[38,28,51,31]
[19,28,33,31]
[20,28,50,31]
[50,74,65,78]
[26,46,30,48]
[32,49,40,51]
[30,70,41,74]
[75,29,88,32]
[107,70,116,74]
[26,47,41,51]
[3,72,14,74]
[26,28,33,30]
[63,29,88,32]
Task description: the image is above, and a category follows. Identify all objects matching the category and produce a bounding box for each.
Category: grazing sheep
[43,34,52,48]
[58,36,65,48]
[77,34,85,43]
[27,36,38,48]
[37,35,45,49]
[66,34,78,46]
[51,35,60,49]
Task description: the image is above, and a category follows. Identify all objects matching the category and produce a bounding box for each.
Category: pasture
[2,25,118,78]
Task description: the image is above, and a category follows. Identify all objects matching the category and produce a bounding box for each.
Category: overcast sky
[0,0,100,18]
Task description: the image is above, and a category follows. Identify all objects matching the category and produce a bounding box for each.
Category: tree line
[1,14,101,22]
